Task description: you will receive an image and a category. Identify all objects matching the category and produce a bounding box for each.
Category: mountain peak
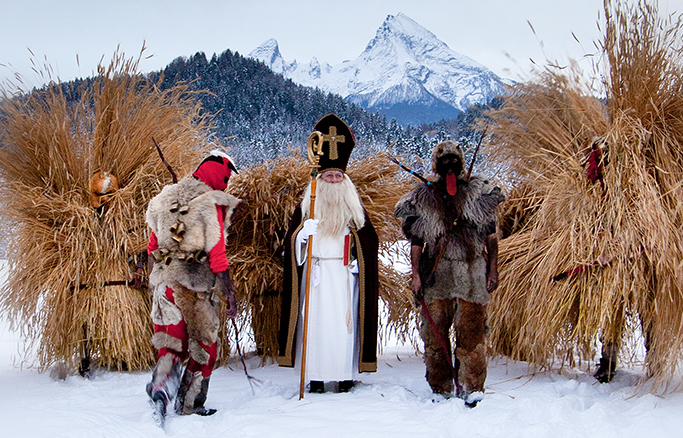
[249,39,291,74]
[383,13,437,40]
[365,13,439,54]
[248,13,506,125]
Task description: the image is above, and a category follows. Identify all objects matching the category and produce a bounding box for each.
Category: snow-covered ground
[1,260,683,438]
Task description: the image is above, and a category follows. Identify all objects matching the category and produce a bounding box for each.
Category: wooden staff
[466,126,487,181]
[152,137,178,183]
[299,131,324,400]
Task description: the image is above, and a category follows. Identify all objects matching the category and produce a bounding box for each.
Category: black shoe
[464,400,479,408]
[338,380,354,393]
[309,380,324,393]
[594,358,617,383]
[193,406,217,416]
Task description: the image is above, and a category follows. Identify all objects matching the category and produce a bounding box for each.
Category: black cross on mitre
[313,113,355,172]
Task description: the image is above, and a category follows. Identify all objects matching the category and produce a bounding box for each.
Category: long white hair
[301,174,365,238]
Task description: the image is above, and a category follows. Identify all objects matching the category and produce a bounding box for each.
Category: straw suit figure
[395,140,504,407]
[278,113,379,393]
[145,151,240,421]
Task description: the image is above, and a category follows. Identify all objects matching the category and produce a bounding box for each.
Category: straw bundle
[225,151,415,361]
[485,0,683,390]
[0,52,209,372]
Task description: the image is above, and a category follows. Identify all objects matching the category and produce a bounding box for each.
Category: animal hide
[146,177,239,292]
[394,175,504,303]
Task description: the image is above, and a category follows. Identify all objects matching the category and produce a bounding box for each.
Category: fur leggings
[420,298,487,397]
[148,285,219,413]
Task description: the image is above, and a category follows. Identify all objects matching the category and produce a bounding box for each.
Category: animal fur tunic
[395,176,504,304]
[146,177,240,326]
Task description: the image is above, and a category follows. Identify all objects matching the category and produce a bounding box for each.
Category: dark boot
[594,357,617,383]
[595,340,618,383]
[175,369,216,415]
[150,390,169,427]
[338,380,354,393]
[309,380,325,394]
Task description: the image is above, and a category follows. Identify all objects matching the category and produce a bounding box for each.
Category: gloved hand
[225,291,237,319]
[296,218,319,246]
[411,274,424,308]
[219,270,238,319]
[132,267,145,290]
[300,219,318,240]
[347,259,359,274]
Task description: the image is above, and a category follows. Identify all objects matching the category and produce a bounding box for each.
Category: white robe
[295,227,360,382]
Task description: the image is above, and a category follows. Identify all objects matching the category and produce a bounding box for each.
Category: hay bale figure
[486,0,683,390]
[0,52,210,374]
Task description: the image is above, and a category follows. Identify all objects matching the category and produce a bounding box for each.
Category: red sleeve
[208,205,229,273]
[147,230,159,255]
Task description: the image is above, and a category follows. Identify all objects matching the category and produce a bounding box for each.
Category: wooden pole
[299,131,323,400]
[299,176,317,399]
[466,126,487,181]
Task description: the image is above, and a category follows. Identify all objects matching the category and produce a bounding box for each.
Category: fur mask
[431,141,466,179]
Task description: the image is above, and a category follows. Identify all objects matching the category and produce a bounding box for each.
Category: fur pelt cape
[146,177,240,295]
[277,204,379,372]
[394,175,504,304]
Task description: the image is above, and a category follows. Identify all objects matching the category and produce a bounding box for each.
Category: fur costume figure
[395,140,504,406]
[146,151,240,418]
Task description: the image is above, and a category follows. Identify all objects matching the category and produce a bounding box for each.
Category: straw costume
[395,141,504,405]
[278,114,379,394]
[485,0,683,391]
[0,53,207,376]
[145,151,240,419]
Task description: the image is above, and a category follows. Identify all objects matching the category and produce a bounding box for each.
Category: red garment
[192,155,233,191]
[585,146,603,183]
[208,206,229,273]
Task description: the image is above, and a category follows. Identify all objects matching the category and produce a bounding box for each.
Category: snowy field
[2,260,683,437]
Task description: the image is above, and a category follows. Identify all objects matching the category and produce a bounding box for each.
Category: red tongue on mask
[446,171,457,196]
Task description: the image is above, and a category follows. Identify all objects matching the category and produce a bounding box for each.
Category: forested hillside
[156,50,389,164]
[155,49,497,167]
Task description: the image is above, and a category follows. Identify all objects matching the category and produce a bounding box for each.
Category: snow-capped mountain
[249,13,507,125]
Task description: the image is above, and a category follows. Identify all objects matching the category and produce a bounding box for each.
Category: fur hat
[311,113,355,173]
[431,140,465,177]
[192,150,238,191]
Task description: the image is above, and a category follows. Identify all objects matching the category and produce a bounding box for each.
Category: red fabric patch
[446,172,457,196]
[585,147,603,183]
[343,234,351,266]
[148,230,159,255]
[187,340,218,376]
[208,206,229,273]
[154,304,189,361]
[192,157,232,191]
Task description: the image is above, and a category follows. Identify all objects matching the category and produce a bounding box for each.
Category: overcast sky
[2,0,683,88]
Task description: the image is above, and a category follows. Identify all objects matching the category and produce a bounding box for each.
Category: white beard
[301,174,365,238]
